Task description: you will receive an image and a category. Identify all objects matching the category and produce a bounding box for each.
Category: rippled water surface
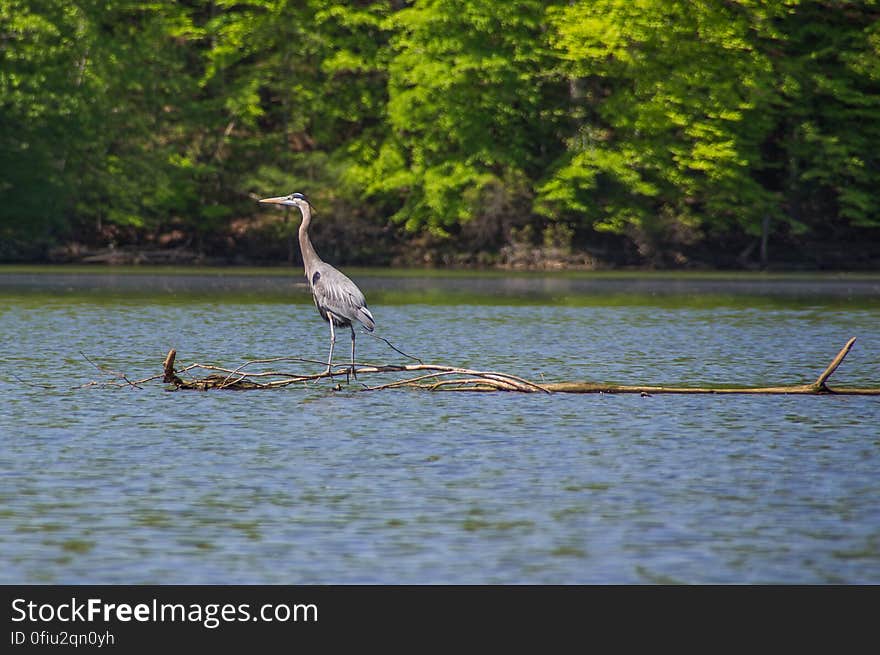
[1,269,879,583]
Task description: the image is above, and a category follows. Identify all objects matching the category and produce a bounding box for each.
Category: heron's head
[259,192,310,209]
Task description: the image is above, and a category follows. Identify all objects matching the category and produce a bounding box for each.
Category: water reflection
[1,268,879,307]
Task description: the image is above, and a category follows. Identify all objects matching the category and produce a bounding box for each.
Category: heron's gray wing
[310,264,375,331]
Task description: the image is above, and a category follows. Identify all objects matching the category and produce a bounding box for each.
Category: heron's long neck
[297,204,321,277]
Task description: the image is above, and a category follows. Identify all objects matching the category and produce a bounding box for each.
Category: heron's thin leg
[350,326,357,380]
[326,318,336,375]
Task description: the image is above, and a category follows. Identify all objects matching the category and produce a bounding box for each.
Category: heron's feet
[313,366,334,383]
[315,365,357,383]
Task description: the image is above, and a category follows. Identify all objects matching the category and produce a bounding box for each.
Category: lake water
[1,268,879,583]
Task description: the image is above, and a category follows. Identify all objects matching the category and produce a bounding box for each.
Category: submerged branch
[76,337,877,395]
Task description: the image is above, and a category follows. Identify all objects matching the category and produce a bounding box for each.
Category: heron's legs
[350,326,358,380]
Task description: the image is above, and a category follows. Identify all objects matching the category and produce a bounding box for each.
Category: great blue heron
[259,192,375,378]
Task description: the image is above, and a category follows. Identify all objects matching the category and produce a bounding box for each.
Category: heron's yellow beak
[259,196,289,205]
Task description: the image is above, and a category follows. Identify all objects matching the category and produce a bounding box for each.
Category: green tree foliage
[0,0,878,265]
[0,0,199,256]
[200,0,391,207]
[353,0,568,242]
[770,2,880,233]
[543,2,778,250]
[542,0,880,261]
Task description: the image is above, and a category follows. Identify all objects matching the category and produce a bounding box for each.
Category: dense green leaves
[359,0,566,237]
[0,0,200,257]
[1,0,878,265]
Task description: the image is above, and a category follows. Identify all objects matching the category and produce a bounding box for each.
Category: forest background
[2,0,879,269]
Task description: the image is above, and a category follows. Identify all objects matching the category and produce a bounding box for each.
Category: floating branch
[158,349,549,393]
[78,351,164,390]
[142,337,879,395]
[813,336,857,392]
[541,337,879,395]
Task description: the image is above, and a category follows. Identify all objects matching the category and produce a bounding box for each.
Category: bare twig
[479,372,550,394]
[813,337,857,392]
[360,371,461,391]
[130,373,166,385]
[365,332,423,364]
[80,351,142,389]
[428,379,511,391]
[9,373,54,389]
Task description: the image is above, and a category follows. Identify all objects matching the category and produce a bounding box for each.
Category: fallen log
[139,336,879,395]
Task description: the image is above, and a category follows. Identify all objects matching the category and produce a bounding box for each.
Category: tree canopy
[1,0,878,267]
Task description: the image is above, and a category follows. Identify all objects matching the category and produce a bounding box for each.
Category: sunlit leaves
[540,0,879,249]
[365,0,566,234]
[1,0,877,261]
